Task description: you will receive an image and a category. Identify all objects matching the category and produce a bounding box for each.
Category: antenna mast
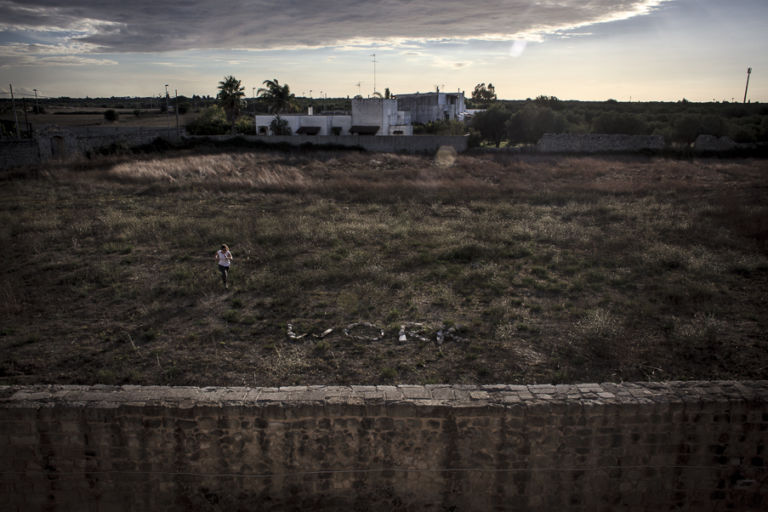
[743,67,752,103]
[371,53,377,96]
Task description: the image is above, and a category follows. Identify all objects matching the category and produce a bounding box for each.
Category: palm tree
[257,79,298,114]
[217,75,245,133]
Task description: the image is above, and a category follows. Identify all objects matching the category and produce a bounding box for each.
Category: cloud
[0,0,671,54]
[0,41,116,67]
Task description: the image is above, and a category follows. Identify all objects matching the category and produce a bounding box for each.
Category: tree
[592,112,648,135]
[257,79,298,114]
[471,83,497,107]
[506,105,566,143]
[185,106,229,135]
[470,105,510,147]
[269,115,292,135]
[217,75,245,133]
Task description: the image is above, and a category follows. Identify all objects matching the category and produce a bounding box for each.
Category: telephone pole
[743,67,752,103]
[175,89,180,138]
[9,84,20,138]
[371,53,377,96]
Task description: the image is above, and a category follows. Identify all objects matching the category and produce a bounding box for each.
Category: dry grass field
[1,149,767,386]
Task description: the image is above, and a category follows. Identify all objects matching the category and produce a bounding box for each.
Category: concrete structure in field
[254,98,412,136]
[395,91,467,124]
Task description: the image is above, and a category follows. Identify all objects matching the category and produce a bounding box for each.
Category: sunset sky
[1,0,766,102]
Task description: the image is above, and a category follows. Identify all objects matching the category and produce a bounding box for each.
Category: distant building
[350,98,412,136]
[395,92,467,124]
[254,98,412,136]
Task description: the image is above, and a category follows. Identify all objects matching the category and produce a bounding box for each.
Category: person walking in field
[215,244,233,288]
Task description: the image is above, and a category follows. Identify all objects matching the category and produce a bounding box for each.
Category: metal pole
[22,97,30,133]
[743,67,752,103]
[175,89,180,138]
[165,84,170,138]
[9,84,20,138]
[371,53,377,96]
[33,88,40,114]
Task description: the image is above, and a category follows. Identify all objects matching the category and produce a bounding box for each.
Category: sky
[0,0,766,102]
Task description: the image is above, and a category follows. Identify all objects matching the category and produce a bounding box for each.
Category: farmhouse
[254,98,412,136]
[395,91,467,123]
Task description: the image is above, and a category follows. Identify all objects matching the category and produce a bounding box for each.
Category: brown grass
[1,150,767,386]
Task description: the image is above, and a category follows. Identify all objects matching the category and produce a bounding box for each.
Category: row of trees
[470,98,768,147]
[210,75,299,134]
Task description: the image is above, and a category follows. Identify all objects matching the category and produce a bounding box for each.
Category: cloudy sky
[1,0,766,102]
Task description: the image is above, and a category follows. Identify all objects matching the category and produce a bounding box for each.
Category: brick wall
[1,382,766,511]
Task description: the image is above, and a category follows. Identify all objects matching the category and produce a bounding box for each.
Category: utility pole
[22,97,30,133]
[9,84,20,138]
[371,53,377,96]
[175,89,180,138]
[164,84,170,138]
[743,67,752,103]
[33,88,40,114]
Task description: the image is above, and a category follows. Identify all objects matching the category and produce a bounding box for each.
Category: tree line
[469,95,768,147]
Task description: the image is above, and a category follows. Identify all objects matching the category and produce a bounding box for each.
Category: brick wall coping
[2,381,767,409]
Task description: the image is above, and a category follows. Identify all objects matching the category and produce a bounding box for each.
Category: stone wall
[2,381,766,511]
[194,134,468,154]
[536,133,666,153]
[1,126,181,170]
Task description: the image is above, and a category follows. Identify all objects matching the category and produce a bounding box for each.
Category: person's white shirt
[216,250,232,267]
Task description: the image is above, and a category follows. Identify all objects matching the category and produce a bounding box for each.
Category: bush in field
[235,116,256,135]
[672,114,728,144]
[506,104,566,144]
[185,106,229,135]
[672,115,703,144]
[413,120,467,135]
[592,112,649,135]
[103,109,119,122]
[470,105,510,147]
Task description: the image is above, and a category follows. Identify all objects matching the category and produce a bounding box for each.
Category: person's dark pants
[218,265,229,285]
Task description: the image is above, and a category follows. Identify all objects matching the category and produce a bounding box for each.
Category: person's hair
[221,244,229,251]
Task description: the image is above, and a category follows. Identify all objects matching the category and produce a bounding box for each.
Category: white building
[254,98,412,136]
[395,92,467,124]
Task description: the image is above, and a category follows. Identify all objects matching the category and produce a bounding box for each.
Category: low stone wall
[194,134,468,154]
[0,127,181,170]
[536,133,665,153]
[2,381,766,511]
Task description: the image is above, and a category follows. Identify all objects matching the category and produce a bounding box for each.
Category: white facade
[395,92,467,124]
[350,98,412,135]
[254,98,412,136]
[254,114,350,136]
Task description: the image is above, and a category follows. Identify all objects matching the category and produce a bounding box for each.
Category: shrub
[592,112,648,135]
[506,104,566,143]
[270,115,292,135]
[235,116,256,135]
[185,106,229,135]
[104,109,119,122]
[470,105,510,147]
